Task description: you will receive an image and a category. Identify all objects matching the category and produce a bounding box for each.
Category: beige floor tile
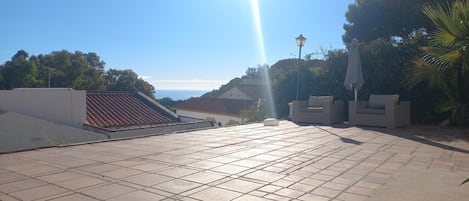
[2,161,43,172]
[55,175,106,190]
[0,122,468,201]
[346,186,375,196]
[37,171,82,183]
[244,170,286,183]
[101,167,142,179]
[0,178,46,193]
[275,187,305,199]
[264,193,291,201]
[0,193,20,201]
[111,158,148,167]
[129,162,170,172]
[182,171,226,184]
[15,165,62,177]
[47,193,99,201]
[158,167,199,178]
[298,193,331,201]
[81,183,137,200]
[9,184,68,201]
[336,192,369,201]
[211,164,250,175]
[108,190,166,201]
[186,160,223,170]
[321,182,349,191]
[153,179,202,194]
[232,194,271,201]
[251,154,283,162]
[230,159,265,168]
[258,184,283,193]
[218,178,264,193]
[289,182,318,192]
[0,157,30,169]
[145,155,197,165]
[189,187,242,201]
[207,156,240,163]
[0,172,27,185]
[311,187,341,198]
[124,173,173,187]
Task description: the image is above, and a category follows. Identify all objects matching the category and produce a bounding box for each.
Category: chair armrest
[292,100,307,112]
[396,101,411,125]
[332,100,344,122]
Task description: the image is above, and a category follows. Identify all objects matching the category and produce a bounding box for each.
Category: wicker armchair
[291,96,344,124]
[349,94,410,128]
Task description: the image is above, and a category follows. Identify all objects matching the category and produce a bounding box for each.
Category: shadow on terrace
[294,122,469,154]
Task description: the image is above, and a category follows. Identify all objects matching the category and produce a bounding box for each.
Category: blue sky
[0,0,355,90]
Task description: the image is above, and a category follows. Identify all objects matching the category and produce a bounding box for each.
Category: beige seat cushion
[308,96,333,107]
[368,94,399,109]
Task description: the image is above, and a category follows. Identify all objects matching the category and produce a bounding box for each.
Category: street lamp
[295,34,306,100]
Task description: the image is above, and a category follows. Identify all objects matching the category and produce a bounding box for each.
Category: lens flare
[250,0,267,63]
[250,0,277,118]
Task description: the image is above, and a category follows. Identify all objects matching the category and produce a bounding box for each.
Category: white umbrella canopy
[344,38,364,101]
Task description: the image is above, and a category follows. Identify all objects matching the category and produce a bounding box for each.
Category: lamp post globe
[296,34,306,47]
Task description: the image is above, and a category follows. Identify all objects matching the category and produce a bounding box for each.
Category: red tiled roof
[86,92,178,128]
[172,98,255,116]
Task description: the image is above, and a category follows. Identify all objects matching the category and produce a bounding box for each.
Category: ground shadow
[293,121,469,154]
[356,125,469,154]
[294,122,363,145]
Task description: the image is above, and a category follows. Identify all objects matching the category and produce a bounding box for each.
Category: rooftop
[1,121,468,201]
[86,92,179,129]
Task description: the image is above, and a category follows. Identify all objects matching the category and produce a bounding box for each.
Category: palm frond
[407,59,452,90]
[462,178,469,185]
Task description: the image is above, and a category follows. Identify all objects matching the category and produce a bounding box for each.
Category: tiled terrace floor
[1,121,469,201]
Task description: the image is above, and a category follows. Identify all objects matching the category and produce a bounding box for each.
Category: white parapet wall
[0,88,86,128]
[175,109,242,126]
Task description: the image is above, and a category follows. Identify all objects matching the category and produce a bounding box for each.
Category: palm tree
[409,0,469,126]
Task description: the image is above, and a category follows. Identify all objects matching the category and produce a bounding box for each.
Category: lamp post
[295,34,306,100]
[48,67,56,88]
[48,68,51,88]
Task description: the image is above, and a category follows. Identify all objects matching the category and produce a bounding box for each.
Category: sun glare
[250,0,277,118]
[250,0,267,63]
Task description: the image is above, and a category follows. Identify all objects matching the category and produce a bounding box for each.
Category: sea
[155,90,209,101]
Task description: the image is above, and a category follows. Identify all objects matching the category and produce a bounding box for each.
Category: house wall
[0,88,86,128]
[175,109,242,126]
[218,87,252,100]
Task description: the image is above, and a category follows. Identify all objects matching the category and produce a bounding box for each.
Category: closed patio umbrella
[344,38,364,101]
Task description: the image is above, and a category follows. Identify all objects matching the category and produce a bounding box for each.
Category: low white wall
[175,109,242,126]
[0,88,86,128]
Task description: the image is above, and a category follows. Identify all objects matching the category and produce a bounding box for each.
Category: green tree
[105,69,155,98]
[34,50,106,90]
[269,59,323,117]
[409,0,469,126]
[0,50,41,89]
[343,0,454,42]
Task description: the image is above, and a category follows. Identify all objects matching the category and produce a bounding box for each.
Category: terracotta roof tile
[86,92,178,128]
[172,98,255,116]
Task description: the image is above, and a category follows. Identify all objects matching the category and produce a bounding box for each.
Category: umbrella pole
[354,88,357,101]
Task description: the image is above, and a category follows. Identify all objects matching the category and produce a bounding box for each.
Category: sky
[0,0,355,90]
